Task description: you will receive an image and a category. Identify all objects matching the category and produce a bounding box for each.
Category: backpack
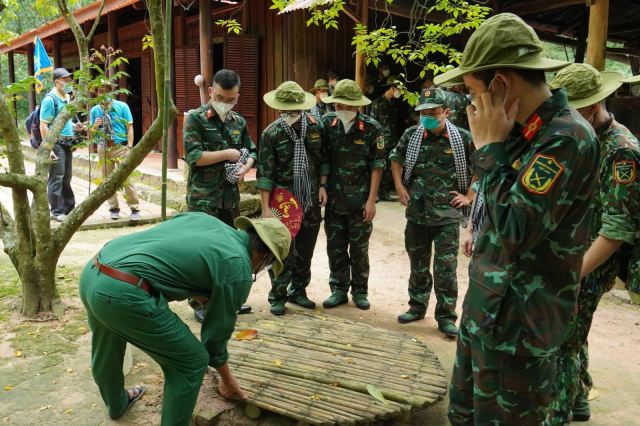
[26,93,59,149]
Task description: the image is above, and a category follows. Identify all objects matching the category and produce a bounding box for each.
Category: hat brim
[621,75,640,84]
[433,55,571,86]
[322,95,371,106]
[263,90,317,111]
[309,86,330,93]
[234,216,285,278]
[437,80,464,88]
[55,72,72,80]
[415,102,445,111]
[565,72,624,109]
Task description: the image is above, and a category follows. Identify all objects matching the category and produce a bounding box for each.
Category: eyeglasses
[280,111,301,119]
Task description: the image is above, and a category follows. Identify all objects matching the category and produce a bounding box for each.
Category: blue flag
[33,36,53,93]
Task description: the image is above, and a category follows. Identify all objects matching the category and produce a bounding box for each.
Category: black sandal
[110,385,146,420]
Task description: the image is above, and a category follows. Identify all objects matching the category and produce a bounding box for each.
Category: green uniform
[256,114,329,303]
[551,116,640,424]
[390,125,472,323]
[309,102,327,120]
[322,112,385,296]
[442,90,470,130]
[369,95,401,198]
[449,90,599,425]
[79,212,252,426]
[183,104,257,223]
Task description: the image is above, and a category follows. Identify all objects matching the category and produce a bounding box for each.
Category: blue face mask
[420,114,440,130]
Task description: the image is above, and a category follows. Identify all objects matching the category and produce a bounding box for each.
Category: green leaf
[366,384,388,404]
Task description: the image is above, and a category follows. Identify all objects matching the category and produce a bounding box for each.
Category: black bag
[25,94,59,149]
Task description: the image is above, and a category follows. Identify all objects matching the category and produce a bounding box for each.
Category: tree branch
[0,200,17,255]
[86,0,107,40]
[0,172,43,192]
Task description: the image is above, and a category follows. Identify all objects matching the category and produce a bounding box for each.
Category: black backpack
[25,94,59,149]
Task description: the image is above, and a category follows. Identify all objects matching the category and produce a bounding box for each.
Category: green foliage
[215,18,242,35]
[142,34,154,51]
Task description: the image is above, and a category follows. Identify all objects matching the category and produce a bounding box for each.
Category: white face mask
[336,110,357,132]
[382,69,390,77]
[280,112,302,127]
[211,101,235,120]
[393,89,402,99]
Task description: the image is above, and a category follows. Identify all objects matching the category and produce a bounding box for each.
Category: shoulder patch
[376,135,385,150]
[520,154,564,195]
[232,129,241,135]
[613,160,637,184]
[354,139,365,145]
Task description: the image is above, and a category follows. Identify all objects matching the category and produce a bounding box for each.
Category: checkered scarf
[224,147,249,184]
[279,113,313,212]
[470,189,484,241]
[403,120,470,222]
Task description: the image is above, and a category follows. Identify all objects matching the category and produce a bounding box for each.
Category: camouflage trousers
[378,157,395,197]
[325,209,373,295]
[405,221,459,322]
[449,321,557,425]
[187,205,239,228]
[268,207,321,304]
[549,287,603,424]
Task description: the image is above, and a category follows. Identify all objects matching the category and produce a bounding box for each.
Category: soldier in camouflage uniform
[548,64,640,424]
[434,14,599,424]
[368,75,402,201]
[439,83,471,130]
[389,88,473,338]
[320,79,385,310]
[308,79,330,120]
[183,69,257,321]
[258,81,330,316]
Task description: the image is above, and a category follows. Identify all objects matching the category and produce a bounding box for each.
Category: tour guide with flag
[33,36,53,93]
[79,212,291,425]
[389,87,473,338]
[258,81,329,316]
[433,13,599,424]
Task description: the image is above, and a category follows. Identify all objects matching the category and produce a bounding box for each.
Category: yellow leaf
[38,405,51,411]
[3,385,13,391]
[15,351,22,357]
[274,359,282,367]
[401,374,410,379]
[64,408,73,414]
[235,329,258,341]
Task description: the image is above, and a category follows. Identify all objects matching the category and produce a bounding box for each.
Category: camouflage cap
[549,63,623,109]
[309,78,330,93]
[621,74,640,84]
[263,81,317,111]
[234,216,292,278]
[322,79,371,106]
[434,13,569,86]
[415,88,447,111]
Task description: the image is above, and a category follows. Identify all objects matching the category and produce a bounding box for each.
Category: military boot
[323,291,348,308]
[571,393,591,422]
[288,294,316,309]
[397,309,425,324]
[438,321,459,339]
[270,301,286,316]
[352,293,370,310]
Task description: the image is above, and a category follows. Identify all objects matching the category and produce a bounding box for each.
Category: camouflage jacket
[443,90,470,130]
[584,116,640,294]
[368,95,400,149]
[322,112,386,214]
[183,105,257,210]
[256,114,330,208]
[389,125,473,226]
[465,89,598,357]
[309,102,328,120]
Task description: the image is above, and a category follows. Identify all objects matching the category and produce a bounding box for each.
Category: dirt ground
[1,201,639,425]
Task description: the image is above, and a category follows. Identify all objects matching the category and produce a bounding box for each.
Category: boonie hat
[434,13,569,86]
[549,63,623,109]
[234,216,291,278]
[322,79,371,106]
[309,79,330,93]
[263,81,317,111]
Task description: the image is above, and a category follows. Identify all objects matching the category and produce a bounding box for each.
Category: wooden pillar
[168,5,178,169]
[27,44,36,113]
[354,0,368,92]
[107,11,119,77]
[8,51,17,123]
[585,0,609,70]
[575,12,588,63]
[199,0,212,88]
[53,35,62,68]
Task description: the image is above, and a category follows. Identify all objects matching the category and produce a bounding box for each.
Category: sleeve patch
[376,136,385,150]
[520,153,564,195]
[613,160,637,184]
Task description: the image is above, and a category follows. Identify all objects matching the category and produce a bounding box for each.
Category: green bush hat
[549,63,624,109]
[415,88,447,111]
[234,216,292,278]
[322,79,372,106]
[434,13,570,86]
[621,75,640,84]
[263,81,317,111]
[309,78,330,93]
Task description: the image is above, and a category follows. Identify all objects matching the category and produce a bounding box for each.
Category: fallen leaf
[3,385,13,391]
[66,368,75,373]
[274,359,282,367]
[401,374,410,379]
[346,344,352,347]
[235,329,258,341]
[309,394,321,400]
[366,384,388,404]
[38,405,51,412]
[344,357,354,364]
[64,408,73,414]
[329,380,340,387]
[588,389,600,401]
[15,351,22,357]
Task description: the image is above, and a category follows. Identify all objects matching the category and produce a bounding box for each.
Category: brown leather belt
[93,255,153,296]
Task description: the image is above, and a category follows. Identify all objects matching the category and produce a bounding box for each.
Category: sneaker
[130,210,140,221]
[571,393,591,422]
[352,293,370,310]
[322,292,348,309]
[237,304,252,315]
[270,301,285,316]
[288,294,316,309]
[397,309,425,324]
[438,321,459,339]
[54,214,67,223]
[110,211,120,220]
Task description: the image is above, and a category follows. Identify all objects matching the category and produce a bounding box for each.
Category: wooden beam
[575,12,588,62]
[107,11,118,78]
[586,0,609,70]
[354,0,368,93]
[199,0,212,90]
[53,35,62,68]
[609,21,640,36]
[506,0,587,16]
[27,44,36,113]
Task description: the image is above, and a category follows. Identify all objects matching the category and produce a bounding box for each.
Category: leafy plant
[215,18,242,35]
